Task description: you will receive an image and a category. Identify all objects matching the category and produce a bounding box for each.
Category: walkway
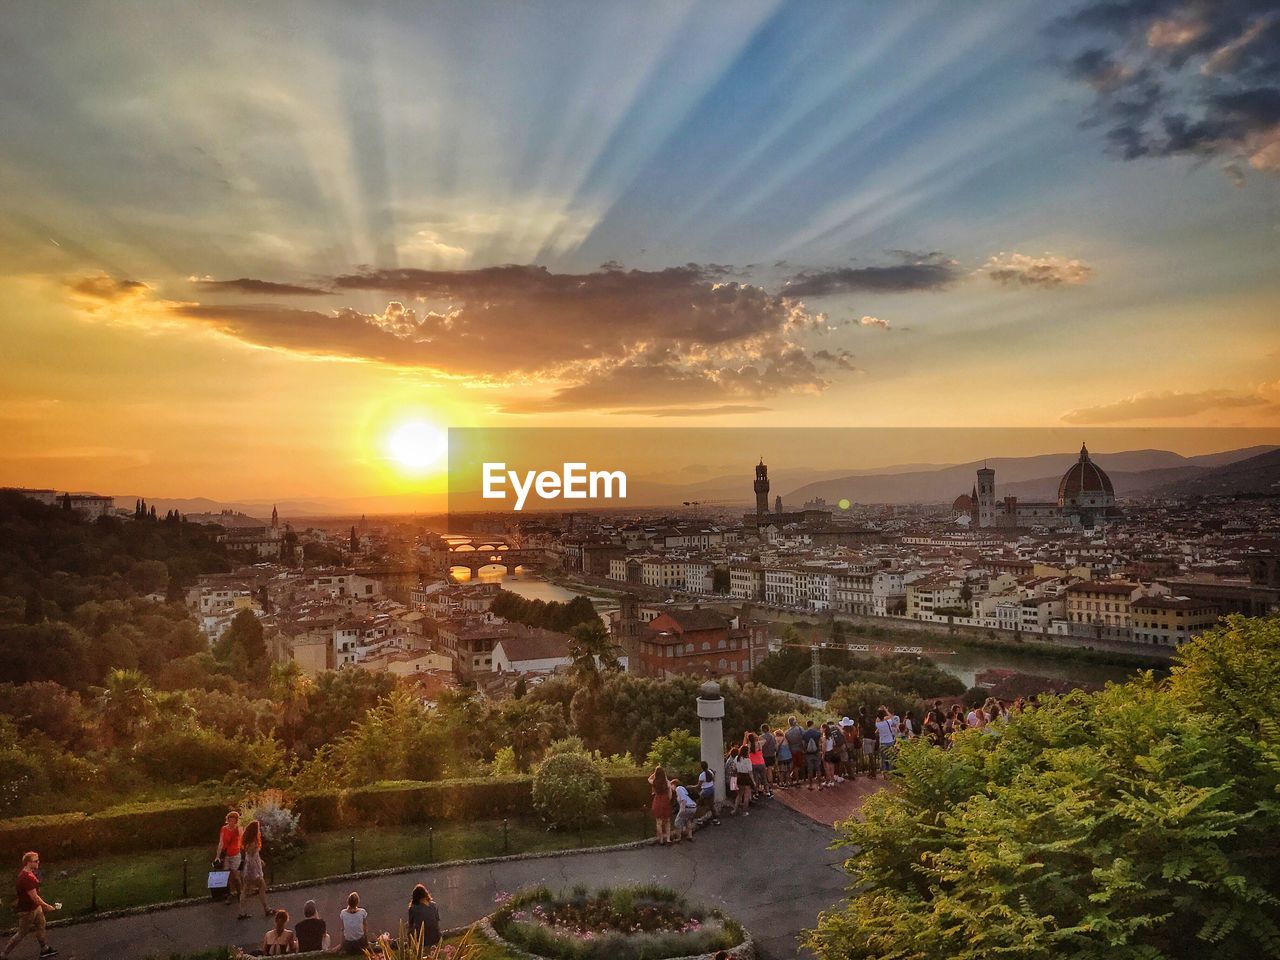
[38,803,848,960]
[771,774,888,827]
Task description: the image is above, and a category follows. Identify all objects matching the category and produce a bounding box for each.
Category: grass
[4,814,648,930]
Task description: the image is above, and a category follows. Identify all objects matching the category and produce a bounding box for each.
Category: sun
[385,419,447,474]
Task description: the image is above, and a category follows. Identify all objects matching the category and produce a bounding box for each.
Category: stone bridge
[423,540,546,576]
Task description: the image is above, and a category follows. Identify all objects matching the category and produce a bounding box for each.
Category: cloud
[192,277,332,296]
[782,253,959,297]
[979,253,1094,288]
[1059,2,1280,176]
[857,315,891,329]
[70,264,857,413]
[1062,388,1271,423]
[605,404,772,418]
[68,274,152,305]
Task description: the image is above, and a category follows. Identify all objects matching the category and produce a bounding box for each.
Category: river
[452,569,1145,689]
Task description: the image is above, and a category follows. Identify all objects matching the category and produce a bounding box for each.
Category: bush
[532,752,608,830]
[240,789,303,861]
[0,774,649,862]
[643,730,701,780]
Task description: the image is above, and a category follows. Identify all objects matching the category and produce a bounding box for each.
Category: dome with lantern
[1057,442,1115,512]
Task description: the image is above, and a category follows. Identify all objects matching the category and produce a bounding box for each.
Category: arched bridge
[423,539,546,576]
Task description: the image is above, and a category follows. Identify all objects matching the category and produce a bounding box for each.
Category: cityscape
[3,2,1280,960]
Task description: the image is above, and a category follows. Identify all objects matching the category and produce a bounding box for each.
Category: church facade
[954,444,1119,531]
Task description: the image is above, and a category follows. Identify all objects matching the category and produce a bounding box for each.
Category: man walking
[2,852,58,958]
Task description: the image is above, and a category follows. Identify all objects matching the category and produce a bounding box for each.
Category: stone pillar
[697,680,726,805]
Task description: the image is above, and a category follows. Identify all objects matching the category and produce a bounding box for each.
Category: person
[407,884,441,950]
[839,717,858,780]
[671,778,698,842]
[784,716,806,785]
[923,709,945,747]
[829,721,847,784]
[774,729,792,789]
[695,760,719,825]
[338,892,368,954]
[759,722,777,789]
[1,852,58,959]
[262,908,297,955]
[295,900,328,953]
[875,707,897,772]
[802,720,822,789]
[733,746,754,815]
[237,819,271,920]
[859,707,878,778]
[746,732,768,799]
[724,747,740,814]
[899,710,916,741]
[215,810,244,902]
[648,765,674,845]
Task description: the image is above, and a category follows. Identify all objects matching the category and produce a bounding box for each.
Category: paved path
[37,803,847,960]
[771,774,888,827]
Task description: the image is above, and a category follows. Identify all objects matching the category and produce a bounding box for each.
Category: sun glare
[385,419,447,474]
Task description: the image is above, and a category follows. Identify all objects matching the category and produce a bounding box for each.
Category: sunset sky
[2,1,1279,503]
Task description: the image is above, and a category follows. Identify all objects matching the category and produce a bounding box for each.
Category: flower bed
[488,885,749,960]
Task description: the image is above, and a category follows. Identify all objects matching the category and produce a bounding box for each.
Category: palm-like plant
[568,621,619,687]
[95,667,158,746]
[367,921,483,960]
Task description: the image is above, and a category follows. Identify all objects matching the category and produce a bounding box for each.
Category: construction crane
[771,639,959,701]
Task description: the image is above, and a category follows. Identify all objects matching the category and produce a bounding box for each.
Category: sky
[1,0,1279,503]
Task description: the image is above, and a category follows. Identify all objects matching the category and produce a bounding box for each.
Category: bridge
[422,538,547,576]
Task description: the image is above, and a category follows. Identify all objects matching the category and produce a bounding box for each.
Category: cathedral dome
[952,493,974,513]
[1057,443,1114,505]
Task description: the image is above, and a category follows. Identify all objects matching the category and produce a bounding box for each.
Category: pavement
[769,773,889,828]
[31,802,851,960]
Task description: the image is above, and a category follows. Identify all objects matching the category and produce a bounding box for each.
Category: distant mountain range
[108,444,1279,516]
[781,445,1279,507]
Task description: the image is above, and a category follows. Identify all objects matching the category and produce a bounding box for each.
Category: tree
[806,617,1280,960]
[96,668,158,747]
[644,729,702,778]
[567,620,619,687]
[215,609,268,679]
[711,566,730,594]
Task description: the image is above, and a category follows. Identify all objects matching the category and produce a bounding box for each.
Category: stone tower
[615,593,642,673]
[754,459,770,518]
[774,495,782,514]
[976,466,996,528]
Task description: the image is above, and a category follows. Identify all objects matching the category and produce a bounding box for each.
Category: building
[1131,595,1219,647]
[492,632,573,675]
[1065,580,1154,641]
[633,607,763,682]
[957,443,1119,531]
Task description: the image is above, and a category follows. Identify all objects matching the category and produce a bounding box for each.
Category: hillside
[1154,447,1280,497]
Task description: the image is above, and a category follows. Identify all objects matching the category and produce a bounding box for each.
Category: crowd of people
[647,697,1035,843]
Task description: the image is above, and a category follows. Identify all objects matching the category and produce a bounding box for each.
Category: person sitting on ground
[407,884,441,950]
[671,778,699,842]
[295,900,328,953]
[337,891,368,954]
[1,851,58,959]
[262,908,298,955]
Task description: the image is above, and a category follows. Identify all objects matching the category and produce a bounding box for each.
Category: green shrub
[0,774,648,862]
[532,753,608,830]
[643,729,701,780]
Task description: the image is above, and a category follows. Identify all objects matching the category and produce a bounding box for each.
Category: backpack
[804,732,818,753]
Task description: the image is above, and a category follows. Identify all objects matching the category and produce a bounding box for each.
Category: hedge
[0,774,650,864]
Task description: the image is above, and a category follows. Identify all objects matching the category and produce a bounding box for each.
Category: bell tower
[754,459,770,518]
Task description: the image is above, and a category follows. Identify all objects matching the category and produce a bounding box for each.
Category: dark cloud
[604,405,772,417]
[68,274,150,303]
[782,254,958,297]
[97,263,852,412]
[194,277,332,296]
[1059,1,1280,174]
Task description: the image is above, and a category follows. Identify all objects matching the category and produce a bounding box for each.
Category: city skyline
[3,1,1279,501]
